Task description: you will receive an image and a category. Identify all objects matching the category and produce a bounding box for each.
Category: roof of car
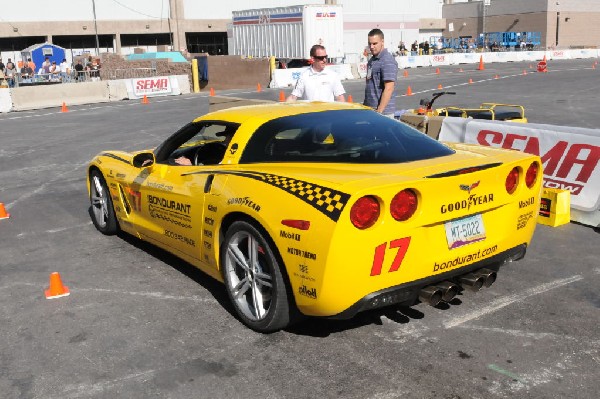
[193,101,370,125]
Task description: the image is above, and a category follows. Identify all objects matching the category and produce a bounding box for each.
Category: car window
[240,110,455,164]
[178,124,228,150]
[154,121,239,164]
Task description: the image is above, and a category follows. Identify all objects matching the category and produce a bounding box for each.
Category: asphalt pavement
[0,58,598,399]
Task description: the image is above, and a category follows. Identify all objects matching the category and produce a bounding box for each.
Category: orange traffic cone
[593,64,596,70]
[347,94,353,103]
[45,272,70,299]
[458,68,464,73]
[406,86,413,96]
[403,70,409,78]
[477,55,485,71]
[141,95,149,104]
[494,74,499,79]
[543,54,547,62]
[279,90,285,102]
[437,84,443,89]
[468,78,473,84]
[61,102,68,113]
[209,87,215,96]
[435,67,440,74]
[0,202,10,220]
[257,83,262,92]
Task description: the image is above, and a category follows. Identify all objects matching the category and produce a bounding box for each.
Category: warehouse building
[0,0,597,62]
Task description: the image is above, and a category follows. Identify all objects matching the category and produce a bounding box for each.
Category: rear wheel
[89,169,118,235]
[221,221,291,333]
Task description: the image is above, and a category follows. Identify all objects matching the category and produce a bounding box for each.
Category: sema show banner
[125,76,181,99]
[439,119,600,227]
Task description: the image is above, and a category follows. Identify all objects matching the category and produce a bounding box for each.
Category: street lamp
[91,0,100,56]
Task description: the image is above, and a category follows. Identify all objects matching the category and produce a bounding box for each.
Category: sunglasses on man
[312,55,327,61]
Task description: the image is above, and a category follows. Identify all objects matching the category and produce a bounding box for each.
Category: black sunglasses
[313,55,327,61]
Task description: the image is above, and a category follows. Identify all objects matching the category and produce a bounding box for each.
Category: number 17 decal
[370,237,411,276]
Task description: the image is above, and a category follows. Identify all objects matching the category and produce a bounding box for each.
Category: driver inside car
[174,129,234,166]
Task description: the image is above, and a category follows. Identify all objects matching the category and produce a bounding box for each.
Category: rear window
[240,109,455,164]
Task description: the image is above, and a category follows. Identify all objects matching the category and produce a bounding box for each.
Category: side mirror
[132,152,155,168]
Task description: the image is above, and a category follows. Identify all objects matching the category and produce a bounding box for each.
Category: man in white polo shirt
[286,44,346,102]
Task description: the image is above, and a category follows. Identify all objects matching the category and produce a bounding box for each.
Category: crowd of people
[0,56,101,87]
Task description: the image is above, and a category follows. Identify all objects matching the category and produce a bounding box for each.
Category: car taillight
[505,167,519,194]
[525,162,539,188]
[390,189,418,221]
[350,196,380,229]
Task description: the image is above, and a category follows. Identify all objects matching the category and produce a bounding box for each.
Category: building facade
[1,0,596,64]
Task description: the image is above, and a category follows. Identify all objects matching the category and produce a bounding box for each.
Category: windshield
[240,109,455,164]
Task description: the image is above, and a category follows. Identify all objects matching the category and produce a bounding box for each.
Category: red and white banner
[439,119,600,226]
[132,76,172,96]
[124,76,183,99]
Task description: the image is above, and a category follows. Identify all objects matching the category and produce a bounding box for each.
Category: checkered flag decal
[220,171,350,222]
[261,174,350,221]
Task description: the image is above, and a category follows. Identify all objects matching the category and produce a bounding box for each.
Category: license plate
[445,214,486,249]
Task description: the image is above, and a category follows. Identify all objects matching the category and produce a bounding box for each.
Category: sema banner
[125,76,181,99]
[439,119,600,225]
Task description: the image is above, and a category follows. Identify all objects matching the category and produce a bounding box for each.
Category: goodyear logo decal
[186,170,350,222]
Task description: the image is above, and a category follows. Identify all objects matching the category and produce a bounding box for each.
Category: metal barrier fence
[104,67,158,80]
[0,67,159,88]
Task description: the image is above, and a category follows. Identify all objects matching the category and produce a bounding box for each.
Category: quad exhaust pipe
[419,281,459,306]
[474,268,497,288]
[420,268,497,306]
[458,268,497,291]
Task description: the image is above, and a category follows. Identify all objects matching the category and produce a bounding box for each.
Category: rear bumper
[329,244,527,320]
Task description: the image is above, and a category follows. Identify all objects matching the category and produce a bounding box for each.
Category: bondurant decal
[147,195,191,214]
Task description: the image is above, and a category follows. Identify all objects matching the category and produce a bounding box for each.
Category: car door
[131,121,238,264]
[135,163,208,263]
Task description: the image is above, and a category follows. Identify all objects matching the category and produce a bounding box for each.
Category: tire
[221,221,291,333]
[89,169,119,235]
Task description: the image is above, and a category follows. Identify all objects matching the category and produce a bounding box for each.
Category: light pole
[91,0,100,56]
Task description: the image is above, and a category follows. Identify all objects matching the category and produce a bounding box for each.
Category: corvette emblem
[459,180,480,194]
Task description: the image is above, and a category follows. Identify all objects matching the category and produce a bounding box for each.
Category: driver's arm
[174,156,192,166]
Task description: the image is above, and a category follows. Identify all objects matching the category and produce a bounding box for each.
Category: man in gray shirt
[363,28,398,117]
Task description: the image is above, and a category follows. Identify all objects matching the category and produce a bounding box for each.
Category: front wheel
[89,169,118,235]
[221,221,291,333]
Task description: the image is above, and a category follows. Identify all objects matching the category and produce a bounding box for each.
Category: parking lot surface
[0,58,598,399]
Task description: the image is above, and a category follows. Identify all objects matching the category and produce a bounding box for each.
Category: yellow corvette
[87,102,542,332]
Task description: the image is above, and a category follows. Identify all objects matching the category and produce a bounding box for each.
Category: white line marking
[456,325,599,345]
[45,221,93,234]
[76,287,218,303]
[444,275,583,328]
[4,162,88,210]
[0,283,217,303]
[61,370,156,398]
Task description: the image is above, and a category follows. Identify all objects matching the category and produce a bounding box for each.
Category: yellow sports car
[87,102,542,332]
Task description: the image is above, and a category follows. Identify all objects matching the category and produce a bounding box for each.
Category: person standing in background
[286,44,345,102]
[59,58,70,82]
[363,29,398,117]
[27,58,36,75]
